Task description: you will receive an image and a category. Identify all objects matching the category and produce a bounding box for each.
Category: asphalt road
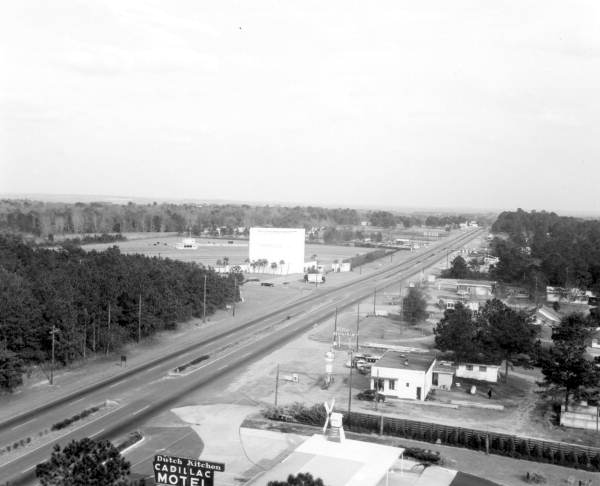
[0,229,484,485]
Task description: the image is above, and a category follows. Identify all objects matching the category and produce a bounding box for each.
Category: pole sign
[153,455,225,486]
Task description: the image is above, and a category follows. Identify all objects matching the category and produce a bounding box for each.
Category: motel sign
[153,455,225,486]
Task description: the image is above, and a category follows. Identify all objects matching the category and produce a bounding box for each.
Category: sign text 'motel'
[153,455,225,486]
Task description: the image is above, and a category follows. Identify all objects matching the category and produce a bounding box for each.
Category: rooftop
[374,351,436,372]
[456,280,495,288]
[252,434,403,486]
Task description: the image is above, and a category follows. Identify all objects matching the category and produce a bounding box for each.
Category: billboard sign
[153,455,225,486]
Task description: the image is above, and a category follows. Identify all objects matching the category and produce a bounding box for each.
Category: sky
[1,1,600,213]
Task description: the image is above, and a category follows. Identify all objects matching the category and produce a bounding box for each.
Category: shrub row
[174,355,209,373]
[51,405,101,431]
[117,431,143,452]
[264,403,600,472]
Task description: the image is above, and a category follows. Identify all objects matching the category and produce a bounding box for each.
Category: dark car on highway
[357,389,385,402]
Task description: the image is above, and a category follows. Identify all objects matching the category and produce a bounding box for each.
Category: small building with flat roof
[252,434,403,486]
[455,362,500,383]
[432,361,455,390]
[371,352,436,401]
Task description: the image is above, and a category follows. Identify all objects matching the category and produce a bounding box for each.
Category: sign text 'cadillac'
[153,455,225,486]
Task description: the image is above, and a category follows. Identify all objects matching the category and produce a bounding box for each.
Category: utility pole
[373,288,377,315]
[356,304,360,352]
[232,275,237,317]
[347,351,353,417]
[333,307,338,348]
[138,294,142,343]
[203,274,207,323]
[274,364,280,407]
[50,325,57,385]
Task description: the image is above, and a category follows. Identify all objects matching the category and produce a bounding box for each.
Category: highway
[0,229,483,484]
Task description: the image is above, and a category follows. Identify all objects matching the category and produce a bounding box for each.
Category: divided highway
[0,229,484,485]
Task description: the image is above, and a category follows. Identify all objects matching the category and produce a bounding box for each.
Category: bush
[507,437,516,457]
[564,451,577,467]
[117,431,143,452]
[518,440,530,458]
[542,447,553,463]
[554,449,565,466]
[51,406,101,431]
[577,452,589,468]
[591,453,600,471]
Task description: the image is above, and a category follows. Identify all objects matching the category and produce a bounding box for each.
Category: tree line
[490,209,600,295]
[0,199,494,240]
[0,235,240,391]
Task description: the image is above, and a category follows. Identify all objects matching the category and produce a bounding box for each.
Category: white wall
[456,364,499,383]
[370,366,432,401]
[249,227,305,274]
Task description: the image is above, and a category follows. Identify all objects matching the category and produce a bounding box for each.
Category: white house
[455,363,500,383]
[370,352,436,401]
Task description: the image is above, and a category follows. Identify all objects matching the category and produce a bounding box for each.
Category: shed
[432,361,455,390]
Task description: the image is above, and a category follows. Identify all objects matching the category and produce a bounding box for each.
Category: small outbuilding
[432,361,455,390]
[455,362,500,383]
[370,352,436,401]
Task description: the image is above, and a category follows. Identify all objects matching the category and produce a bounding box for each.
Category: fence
[267,404,600,472]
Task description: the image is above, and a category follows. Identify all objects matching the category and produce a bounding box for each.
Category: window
[479,366,487,372]
[406,382,410,387]
[466,365,473,371]
[388,379,395,390]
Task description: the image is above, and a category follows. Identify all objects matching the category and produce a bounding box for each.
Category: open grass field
[83,234,370,268]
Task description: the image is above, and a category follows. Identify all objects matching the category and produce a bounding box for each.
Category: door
[432,372,439,386]
[416,387,422,400]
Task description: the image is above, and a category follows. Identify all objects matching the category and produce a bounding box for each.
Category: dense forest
[0,199,494,238]
[490,209,600,294]
[0,235,240,391]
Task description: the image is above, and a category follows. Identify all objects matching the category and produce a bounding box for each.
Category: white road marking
[71,396,86,404]
[10,418,35,431]
[90,428,105,438]
[23,464,36,473]
[108,382,120,388]
[216,364,228,371]
[132,405,150,416]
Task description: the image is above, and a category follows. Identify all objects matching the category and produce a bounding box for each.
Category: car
[260,282,274,287]
[357,389,385,402]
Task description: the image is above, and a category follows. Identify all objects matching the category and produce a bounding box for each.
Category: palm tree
[271,262,278,273]
[279,259,285,274]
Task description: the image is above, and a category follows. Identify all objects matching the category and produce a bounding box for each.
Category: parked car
[357,389,385,402]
